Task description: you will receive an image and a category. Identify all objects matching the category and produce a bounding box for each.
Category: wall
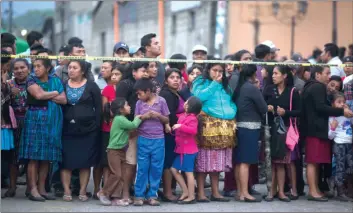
[227,1,353,58]
[164,1,213,59]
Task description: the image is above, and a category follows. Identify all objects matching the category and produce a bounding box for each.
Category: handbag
[270,115,287,159]
[286,88,299,151]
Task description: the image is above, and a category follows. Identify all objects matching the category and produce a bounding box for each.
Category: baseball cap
[343,56,353,63]
[261,40,280,52]
[113,42,129,53]
[192,45,208,54]
[291,53,304,62]
[129,45,143,55]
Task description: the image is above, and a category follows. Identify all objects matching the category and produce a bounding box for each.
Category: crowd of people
[1,30,353,207]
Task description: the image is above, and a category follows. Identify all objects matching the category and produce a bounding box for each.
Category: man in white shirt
[321,43,345,77]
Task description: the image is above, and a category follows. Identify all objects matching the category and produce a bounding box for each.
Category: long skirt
[19,108,62,162]
[196,148,232,172]
[62,131,99,170]
[196,113,235,173]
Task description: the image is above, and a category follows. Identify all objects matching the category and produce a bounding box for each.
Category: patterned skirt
[19,109,62,162]
[197,113,236,149]
[195,113,235,172]
[195,148,233,172]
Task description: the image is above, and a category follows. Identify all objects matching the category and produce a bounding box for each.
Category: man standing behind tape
[141,33,165,84]
[55,41,94,82]
[321,43,345,78]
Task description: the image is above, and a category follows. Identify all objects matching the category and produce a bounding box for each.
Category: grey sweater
[235,81,268,122]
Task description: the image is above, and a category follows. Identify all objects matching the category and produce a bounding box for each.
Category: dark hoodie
[300,79,344,139]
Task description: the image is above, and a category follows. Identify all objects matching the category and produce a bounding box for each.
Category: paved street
[1,181,353,212]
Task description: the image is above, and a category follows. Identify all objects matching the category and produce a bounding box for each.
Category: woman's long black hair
[233,64,257,101]
[275,65,294,87]
[202,60,230,93]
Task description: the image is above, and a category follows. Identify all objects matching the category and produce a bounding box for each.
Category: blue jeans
[134,136,165,199]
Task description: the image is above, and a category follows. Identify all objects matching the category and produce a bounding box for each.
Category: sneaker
[99,195,112,206]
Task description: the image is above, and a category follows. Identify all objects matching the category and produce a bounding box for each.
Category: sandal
[112,199,129,206]
[63,194,73,202]
[124,198,133,204]
[79,194,89,202]
[148,198,160,206]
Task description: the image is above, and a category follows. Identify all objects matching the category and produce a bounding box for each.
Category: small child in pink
[171,96,202,204]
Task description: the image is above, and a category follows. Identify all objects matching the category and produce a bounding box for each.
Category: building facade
[54,1,218,65]
[227,1,353,58]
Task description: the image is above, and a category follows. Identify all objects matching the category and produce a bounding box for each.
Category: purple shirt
[135,96,170,139]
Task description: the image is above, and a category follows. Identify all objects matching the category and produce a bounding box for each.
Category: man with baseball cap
[113,42,130,64]
[262,40,280,60]
[192,45,208,61]
[129,45,144,58]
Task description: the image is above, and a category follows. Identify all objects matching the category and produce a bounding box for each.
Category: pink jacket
[174,113,198,154]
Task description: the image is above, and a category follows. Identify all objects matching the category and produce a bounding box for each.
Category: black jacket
[115,78,137,121]
[62,81,102,136]
[159,86,184,126]
[300,80,343,139]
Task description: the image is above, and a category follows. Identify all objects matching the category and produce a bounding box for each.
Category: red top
[182,71,188,83]
[174,113,198,154]
[102,85,116,132]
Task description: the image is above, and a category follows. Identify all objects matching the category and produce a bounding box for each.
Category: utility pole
[60,2,65,46]
[9,1,13,33]
[290,16,295,56]
[332,1,337,44]
[253,2,260,47]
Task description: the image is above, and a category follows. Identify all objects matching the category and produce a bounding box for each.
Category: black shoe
[210,195,230,202]
[178,199,196,204]
[278,197,291,202]
[28,194,46,202]
[41,194,56,200]
[307,195,328,202]
[244,197,262,202]
[289,194,299,200]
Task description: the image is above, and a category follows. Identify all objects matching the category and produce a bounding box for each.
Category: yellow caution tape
[1,54,352,67]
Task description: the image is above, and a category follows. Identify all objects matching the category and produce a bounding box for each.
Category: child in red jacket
[171,96,202,204]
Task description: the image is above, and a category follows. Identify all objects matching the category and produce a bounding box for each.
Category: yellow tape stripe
[1,54,352,67]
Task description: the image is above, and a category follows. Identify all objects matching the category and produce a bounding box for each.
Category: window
[101,32,106,56]
[189,10,195,31]
[171,14,176,35]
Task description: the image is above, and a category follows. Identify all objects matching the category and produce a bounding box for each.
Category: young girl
[99,98,142,206]
[94,64,124,198]
[147,61,161,95]
[328,92,353,202]
[133,78,170,206]
[171,96,202,204]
